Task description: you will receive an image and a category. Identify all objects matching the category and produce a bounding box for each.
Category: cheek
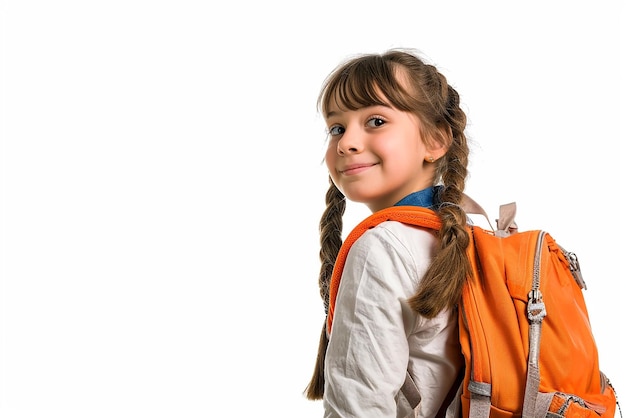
[324,145,336,171]
[373,137,418,162]
[324,146,342,187]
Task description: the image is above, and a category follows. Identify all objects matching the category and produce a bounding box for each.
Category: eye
[328,125,345,136]
[366,116,386,128]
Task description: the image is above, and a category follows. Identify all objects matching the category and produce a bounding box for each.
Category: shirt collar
[393,186,441,209]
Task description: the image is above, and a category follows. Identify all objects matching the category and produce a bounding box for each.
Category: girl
[306,49,472,418]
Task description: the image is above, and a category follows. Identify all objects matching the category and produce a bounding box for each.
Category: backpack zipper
[559,245,587,290]
[529,231,546,306]
[556,393,587,414]
[526,231,547,370]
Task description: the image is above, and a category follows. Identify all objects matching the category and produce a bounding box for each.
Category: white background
[1,1,624,417]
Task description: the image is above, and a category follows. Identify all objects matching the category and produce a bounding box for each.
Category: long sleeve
[323,221,463,418]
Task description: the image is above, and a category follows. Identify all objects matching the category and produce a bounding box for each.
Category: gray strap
[468,381,491,418]
[535,392,556,418]
[522,316,544,417]
[461,194,518,236]
[522,360,541,418]
[461,194,495,231]
[402,370,463,416]
[401,371,421,409]
[469,391,491,418]
[495,202,518,236]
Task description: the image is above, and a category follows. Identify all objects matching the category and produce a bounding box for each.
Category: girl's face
[324,101,445,213]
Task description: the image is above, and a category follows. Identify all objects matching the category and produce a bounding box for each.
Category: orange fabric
[459,227,616,418]
[327,205,617,418]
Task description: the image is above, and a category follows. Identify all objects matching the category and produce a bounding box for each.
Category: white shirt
[323,221,464,418]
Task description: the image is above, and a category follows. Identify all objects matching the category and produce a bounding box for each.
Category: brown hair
[305,49,472,400]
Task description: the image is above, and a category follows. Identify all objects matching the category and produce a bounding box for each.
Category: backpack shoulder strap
[325,205,442,411]
[326,205,441,333]
[323,198,504,412]
[326,194,502,333]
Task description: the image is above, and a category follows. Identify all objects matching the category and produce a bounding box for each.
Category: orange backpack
[327,201,618,418]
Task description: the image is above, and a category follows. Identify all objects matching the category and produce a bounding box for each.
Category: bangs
[319,56,410,115]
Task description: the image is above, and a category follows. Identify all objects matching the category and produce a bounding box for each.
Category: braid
[305,176,345,400]
[318,177,346,312]
[408,82,472,318]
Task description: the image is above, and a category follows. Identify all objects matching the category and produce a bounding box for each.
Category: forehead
[321,63,412,117]
[324,92,390,117]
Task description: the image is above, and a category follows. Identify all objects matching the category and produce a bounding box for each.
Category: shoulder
[355,220,438,255]
[348,221,439,276]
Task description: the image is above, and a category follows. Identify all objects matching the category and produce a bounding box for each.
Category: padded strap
[326,206,441,334]
[329,194,519,417]
[401,371,421,409]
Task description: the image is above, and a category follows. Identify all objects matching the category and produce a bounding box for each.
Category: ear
[425,126,451,161]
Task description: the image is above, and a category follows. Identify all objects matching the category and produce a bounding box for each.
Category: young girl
[306,49,472,417]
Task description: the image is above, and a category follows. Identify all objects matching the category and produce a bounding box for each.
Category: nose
[336,128,362,155]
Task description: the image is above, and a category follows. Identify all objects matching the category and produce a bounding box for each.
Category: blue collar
[393,186,441,209]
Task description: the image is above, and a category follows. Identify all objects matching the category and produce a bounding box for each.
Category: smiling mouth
[340,163,378,176]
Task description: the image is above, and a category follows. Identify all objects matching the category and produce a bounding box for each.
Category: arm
[323,223,428,418]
